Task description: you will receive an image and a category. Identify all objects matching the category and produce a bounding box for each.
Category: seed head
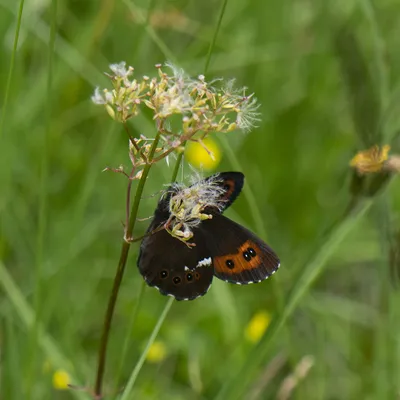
[92,62,261,177]
[164,174,226,243]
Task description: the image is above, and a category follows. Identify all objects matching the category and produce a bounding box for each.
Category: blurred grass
[2,0,400,399]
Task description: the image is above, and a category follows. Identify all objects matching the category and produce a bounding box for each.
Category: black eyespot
[160,270,168,279]
[248,247,256,257]
[223,184,231,192]
[173,276,181,285]
[243,251,251,261]
[186,273,193,281]
[226,259,235,269]
[195,272,200,280]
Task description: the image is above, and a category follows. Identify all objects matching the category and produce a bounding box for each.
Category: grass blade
[204,0,229,74]
[120,297,174,400]
[0,0,25,140]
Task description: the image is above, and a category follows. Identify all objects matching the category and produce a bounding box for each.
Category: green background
[1,0,400,399]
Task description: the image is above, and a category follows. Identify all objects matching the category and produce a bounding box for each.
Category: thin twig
[123,123,148,164]
[124,166,137,237]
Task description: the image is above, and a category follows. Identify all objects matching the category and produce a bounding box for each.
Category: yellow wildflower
[185,138,221,170]
[146,340,167,363]
[52,369,70,390]
[350,145,390,174]
[245,310,271,343]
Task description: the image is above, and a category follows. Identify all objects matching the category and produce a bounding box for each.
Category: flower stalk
[94,133,160,398]
[91,61,260,397]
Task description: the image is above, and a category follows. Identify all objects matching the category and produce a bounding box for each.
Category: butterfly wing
[137,220,214,301]
[204,171,244,213]
[200,214,280,284]
[136,171,272,299]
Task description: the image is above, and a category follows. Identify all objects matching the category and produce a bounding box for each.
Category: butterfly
[137,172,280,300]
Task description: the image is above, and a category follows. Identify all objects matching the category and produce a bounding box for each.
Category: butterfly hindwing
[200,214,280,284]
[137,220,214,301]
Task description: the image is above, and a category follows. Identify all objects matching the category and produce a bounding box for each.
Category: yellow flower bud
[350,145,390,174]
[52,369,71,390]
[105,104,116,120]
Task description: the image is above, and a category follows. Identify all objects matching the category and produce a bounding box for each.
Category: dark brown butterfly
[137,172,280,300]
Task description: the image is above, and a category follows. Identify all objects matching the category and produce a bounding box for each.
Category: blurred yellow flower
[245,310,271,343]
[185,137,221,170]
[52,369,70,390]
[146,340,167,363]
[350,145,390,174]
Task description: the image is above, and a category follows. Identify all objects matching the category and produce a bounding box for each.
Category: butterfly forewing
[205,172,244,213]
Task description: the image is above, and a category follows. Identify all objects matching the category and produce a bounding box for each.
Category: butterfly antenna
[136,216,153,222]
[180,153,185,182]
[127,225,166,243]
[141,189,164,199]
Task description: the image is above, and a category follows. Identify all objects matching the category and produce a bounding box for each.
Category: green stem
[120,297,174,400]
[0,0,25,140]
[204,0,229,74]
[171,152,184,182]
[117,150,184,397]
[0,0,25,286]
[94,132,161,398]
[114,280,145,389]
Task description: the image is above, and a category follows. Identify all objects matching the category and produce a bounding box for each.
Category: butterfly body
[137,172,280,300]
